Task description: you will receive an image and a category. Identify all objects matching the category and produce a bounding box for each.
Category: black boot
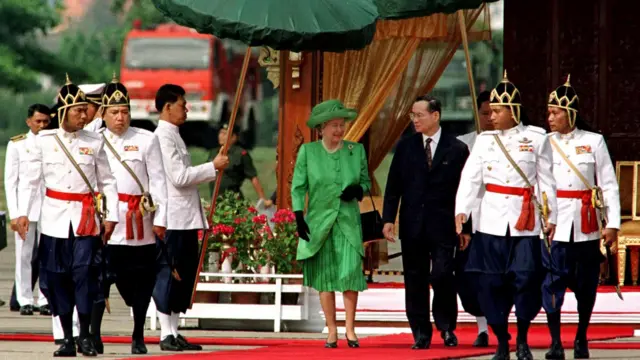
[490,323,511,360]
[77,337,97,357]
[53,338,77,357]
[473,331,489,347]
[492,341,510,360]
[92,335,104,355]
[545,341,565,360]
[131,338,148,354]
[516,342,533,360]
[574,338,590,359]
[160,335,182,351]
[89,302,105,354]
[176,334,203,351]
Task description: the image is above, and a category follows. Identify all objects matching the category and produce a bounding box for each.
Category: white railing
[145,273,308,333]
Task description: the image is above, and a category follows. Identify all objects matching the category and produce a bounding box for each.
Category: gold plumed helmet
[52,74,88,125]
[490,70,523,124]
[101,72,130,108]
[548,74,579,127]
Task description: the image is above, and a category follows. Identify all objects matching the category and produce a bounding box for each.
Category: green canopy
[151,0,379,52]
[375,0,499,20]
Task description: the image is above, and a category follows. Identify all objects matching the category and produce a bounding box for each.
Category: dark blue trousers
[465,231,543,325]
[456,238,483,317]
[39,226,101,316]
[152,230,199,315]
[107,244,156,307]
[541,237,603,314]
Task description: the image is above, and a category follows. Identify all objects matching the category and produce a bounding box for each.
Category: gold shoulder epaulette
[10,134,26,142]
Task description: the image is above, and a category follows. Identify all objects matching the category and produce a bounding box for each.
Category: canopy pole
[457,9,481,134]
[190,47,253,307]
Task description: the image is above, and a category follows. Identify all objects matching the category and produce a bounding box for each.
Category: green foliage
[0,0,88,92]
[0,89,57,141]
[261,209,300,274]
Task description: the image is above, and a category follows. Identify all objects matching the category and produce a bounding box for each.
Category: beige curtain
[322,7,491,269]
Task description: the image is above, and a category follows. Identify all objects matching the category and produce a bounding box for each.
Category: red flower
[213,224,235,236]
[252,214,267,224]
[272,209,295,224]
[234,217,247,224]
[241,150,248,156]
[248,206,258,214]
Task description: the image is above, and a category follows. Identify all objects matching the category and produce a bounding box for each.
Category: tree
[0,0,88,92]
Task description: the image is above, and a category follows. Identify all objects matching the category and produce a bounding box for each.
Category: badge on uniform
[79,147,94,155]
[575,145,592,154]
[124,145,139,152]
[518,137,532,144]
[519,144,534,152]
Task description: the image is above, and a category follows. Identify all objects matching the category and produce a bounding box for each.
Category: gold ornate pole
[457,9,481,134]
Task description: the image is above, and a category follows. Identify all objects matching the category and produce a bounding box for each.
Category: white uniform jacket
[548,129,620,242]
[457,131,482,233]
[100,127,168,246]
[18,128,119,238]
[4,132,42,221]
[84,118,103,132]
[154,120,216,230]
[455,124,558,237]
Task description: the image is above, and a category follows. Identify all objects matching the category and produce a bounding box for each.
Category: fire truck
[120,22,262,149]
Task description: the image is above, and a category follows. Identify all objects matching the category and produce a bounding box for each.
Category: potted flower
[262,208,301,305]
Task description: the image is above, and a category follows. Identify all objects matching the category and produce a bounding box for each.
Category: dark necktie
[425,138,433,169]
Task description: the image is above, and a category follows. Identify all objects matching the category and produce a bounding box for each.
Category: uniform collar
[422,126,442,146]
[104,127,129,141]
[57,127,79,139]
[557,127,579,140]
[158,119,179,133]
[501,123,525,136]
[27,131,36,138]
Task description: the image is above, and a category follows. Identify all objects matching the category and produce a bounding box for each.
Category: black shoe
[160,335,182,352]
[54,339,65,345]
[574,338,590,359]
[176,334,202,351]
[325,334,337,349]
[441,330,458,347]
[492,342,510,360]
[411,337,431,350]
[545,341,565,359]
[516,343,533,360]
[345,334,359,348]
[39,304,52,316]
[473,331,489,347]
[0,299,5,307]
[77,337,97,357]
[53,338,77,357]
[92,335,104,355]
[132,338,148,354]
[20,305,34,315]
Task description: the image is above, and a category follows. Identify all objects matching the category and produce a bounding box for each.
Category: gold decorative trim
[258,47,280,89]
[289,52,303,90]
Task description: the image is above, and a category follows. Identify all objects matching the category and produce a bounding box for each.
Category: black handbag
[360,192,385,243]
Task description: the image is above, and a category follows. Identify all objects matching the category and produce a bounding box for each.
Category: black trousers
[401,236,457,341]
[455,242,484,317]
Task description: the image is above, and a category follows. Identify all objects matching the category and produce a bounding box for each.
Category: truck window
[124,37,211,70]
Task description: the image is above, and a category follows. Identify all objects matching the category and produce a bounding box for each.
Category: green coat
[291,140,371,261]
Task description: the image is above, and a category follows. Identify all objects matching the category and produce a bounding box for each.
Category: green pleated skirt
[302,224,368,292]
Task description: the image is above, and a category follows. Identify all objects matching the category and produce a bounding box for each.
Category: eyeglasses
[409,112,428,120]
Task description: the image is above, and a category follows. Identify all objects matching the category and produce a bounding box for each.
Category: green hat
[306,99,357,128]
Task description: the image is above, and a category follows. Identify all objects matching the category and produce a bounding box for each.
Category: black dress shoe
[39,304,52,316]
[545,341,565,359]
[77,337,97,357]
[345,334,359,348]
[492,342,510,360]
[132,338,148,354]
[411,337,431,350]
[574,338,590,359]
[92,335,104,354]
[160,335,182,352]
[473,331,489,347]
[176,334,202,351]
[20,305,34,315]
[516,343,533,360]
[53,338,77,357]
[441,330,458,347]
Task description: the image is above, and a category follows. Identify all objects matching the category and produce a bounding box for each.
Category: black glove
[294,211,310,242]
[340,184,364,202]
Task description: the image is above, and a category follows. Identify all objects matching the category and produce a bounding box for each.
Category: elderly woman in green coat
[291,99,371,349]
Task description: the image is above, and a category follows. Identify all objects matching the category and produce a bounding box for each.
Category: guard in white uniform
[455,91,492,348]
[79,83,105,132]
[543,76,620,360]
[90,76,167,355]
[16,75,119,357]
[455,71,558,360]
[152,84,228,351]
[4,104,50,316]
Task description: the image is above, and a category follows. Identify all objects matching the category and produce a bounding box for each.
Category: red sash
[557,189,599,234]
[118,193,144,240]
[485,184,535,231]
[46,188,97,236]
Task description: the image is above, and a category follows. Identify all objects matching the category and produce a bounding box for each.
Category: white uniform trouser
[52,308,80,340]
[15,222,47,306]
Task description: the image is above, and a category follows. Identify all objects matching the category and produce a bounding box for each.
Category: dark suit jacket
[383,132,470,245]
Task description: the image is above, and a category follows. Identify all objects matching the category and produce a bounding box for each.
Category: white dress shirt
[422,127,442,159]
[154,120,217,230]
[100,127,168,245]
[19,128,119,238]
[5,132,42,221]
[455,124,558,237]
[548,128,620,242]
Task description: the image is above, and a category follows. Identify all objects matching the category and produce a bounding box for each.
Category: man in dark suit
[383,95,470,349]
